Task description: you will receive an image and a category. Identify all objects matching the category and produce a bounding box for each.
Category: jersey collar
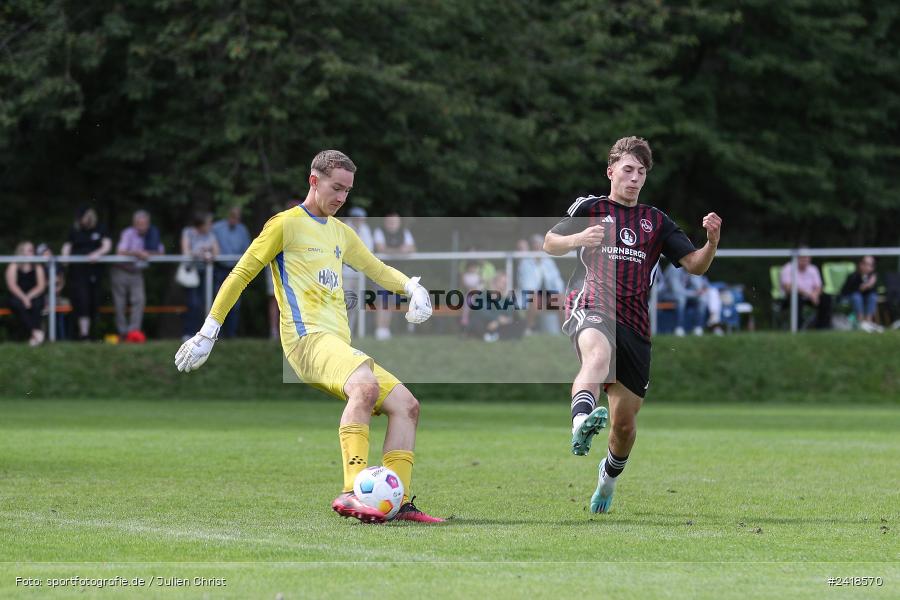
[301,204,328,224]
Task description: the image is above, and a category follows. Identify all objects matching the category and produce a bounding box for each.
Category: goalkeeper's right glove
[404,276,432,324]
[174,316,220,372]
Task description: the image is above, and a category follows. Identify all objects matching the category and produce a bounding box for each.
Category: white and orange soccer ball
[353,466,404,520]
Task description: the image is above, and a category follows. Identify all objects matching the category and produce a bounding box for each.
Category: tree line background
[3,0,899,253]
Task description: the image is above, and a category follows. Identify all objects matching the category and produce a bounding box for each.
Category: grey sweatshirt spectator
[112,210,164,341]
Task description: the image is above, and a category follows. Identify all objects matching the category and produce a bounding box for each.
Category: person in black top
[61,207,112,340]
[841,255,882,332]
[543,136,722,514]
[5,241,48,346]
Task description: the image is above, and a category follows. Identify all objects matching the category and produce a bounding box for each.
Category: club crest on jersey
[334,245,342,259]
[317,268,339,292]
[640,218,653,233]
[619,227,637,246]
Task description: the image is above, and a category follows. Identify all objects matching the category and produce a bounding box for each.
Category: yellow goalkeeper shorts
[284,332,401,414]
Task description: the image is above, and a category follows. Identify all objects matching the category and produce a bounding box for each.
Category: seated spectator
[660,263,709,336]
[61,207,112,341]
[112,210,164,343]
[460,246,495,289]
[469,272,524,342]
[780,250,832,329]
[516,234,565,335]
[841,255,882,333]
[458,258,484,336]
[5,241,47,346]
[36,242,70,340]
[180,212,219,341]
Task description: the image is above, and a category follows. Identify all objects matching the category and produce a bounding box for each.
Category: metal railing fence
[0,247,897,341]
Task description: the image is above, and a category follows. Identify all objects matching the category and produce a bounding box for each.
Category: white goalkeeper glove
[404,276,432,324]
[174,316,220,372]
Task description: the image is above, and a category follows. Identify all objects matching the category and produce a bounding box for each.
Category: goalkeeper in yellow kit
[174,150,443,524]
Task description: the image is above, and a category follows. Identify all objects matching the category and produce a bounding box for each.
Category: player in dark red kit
[543,136,722,513]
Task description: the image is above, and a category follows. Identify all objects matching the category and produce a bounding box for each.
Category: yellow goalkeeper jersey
[209,205,409,347]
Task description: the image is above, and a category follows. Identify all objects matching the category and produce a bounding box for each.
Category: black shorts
[563,309,651,398]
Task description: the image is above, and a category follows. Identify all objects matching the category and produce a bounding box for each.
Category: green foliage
[1,0,898,249]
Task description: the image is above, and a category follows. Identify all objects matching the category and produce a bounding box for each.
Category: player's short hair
[608,136,653,170]
[311,150,357,177]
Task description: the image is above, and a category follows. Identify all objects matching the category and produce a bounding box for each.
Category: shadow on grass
[627,511,880,525]
[446,513,884,527]
[443,517,614,527]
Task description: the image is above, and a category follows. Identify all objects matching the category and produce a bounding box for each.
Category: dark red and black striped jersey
[552,195,696,339]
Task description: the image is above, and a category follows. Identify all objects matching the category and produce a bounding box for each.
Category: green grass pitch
[1,398,897,598]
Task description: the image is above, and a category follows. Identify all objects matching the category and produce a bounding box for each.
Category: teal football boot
[590,458,617,514]
[571,406,609,456]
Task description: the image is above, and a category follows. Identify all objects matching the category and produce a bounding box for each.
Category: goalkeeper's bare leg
[379,385,444,523]
[332,365,386,523]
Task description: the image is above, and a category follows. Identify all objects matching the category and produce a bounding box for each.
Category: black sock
[604,448,628,477]
[571,389,595,421]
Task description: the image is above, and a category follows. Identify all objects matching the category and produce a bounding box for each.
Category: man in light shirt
[780,249,832,329]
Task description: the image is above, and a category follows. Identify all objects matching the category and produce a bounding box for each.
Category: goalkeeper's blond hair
[311,150,357,177]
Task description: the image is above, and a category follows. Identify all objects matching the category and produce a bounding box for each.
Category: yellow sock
[383,449,414,504]
[339,424,370,493]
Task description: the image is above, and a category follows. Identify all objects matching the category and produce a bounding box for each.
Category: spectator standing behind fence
[61,207,111,341]
[112,210,164,343]
[516,235,565,335]
[212,207,251,338]
[180,212,219,341]
[373,213,416,340]
[5,241,47,346]
[841,255,882,333]
[780,250,832,329]
[342,207,374,334]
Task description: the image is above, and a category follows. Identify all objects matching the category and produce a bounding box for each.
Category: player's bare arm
[680,212,722,275]
[543,225,605,256]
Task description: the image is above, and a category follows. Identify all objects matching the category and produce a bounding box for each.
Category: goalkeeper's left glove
[174,316,220,372]
[404,276,432,324]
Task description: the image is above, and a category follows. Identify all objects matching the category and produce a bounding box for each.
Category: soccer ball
[353,466,404,519]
